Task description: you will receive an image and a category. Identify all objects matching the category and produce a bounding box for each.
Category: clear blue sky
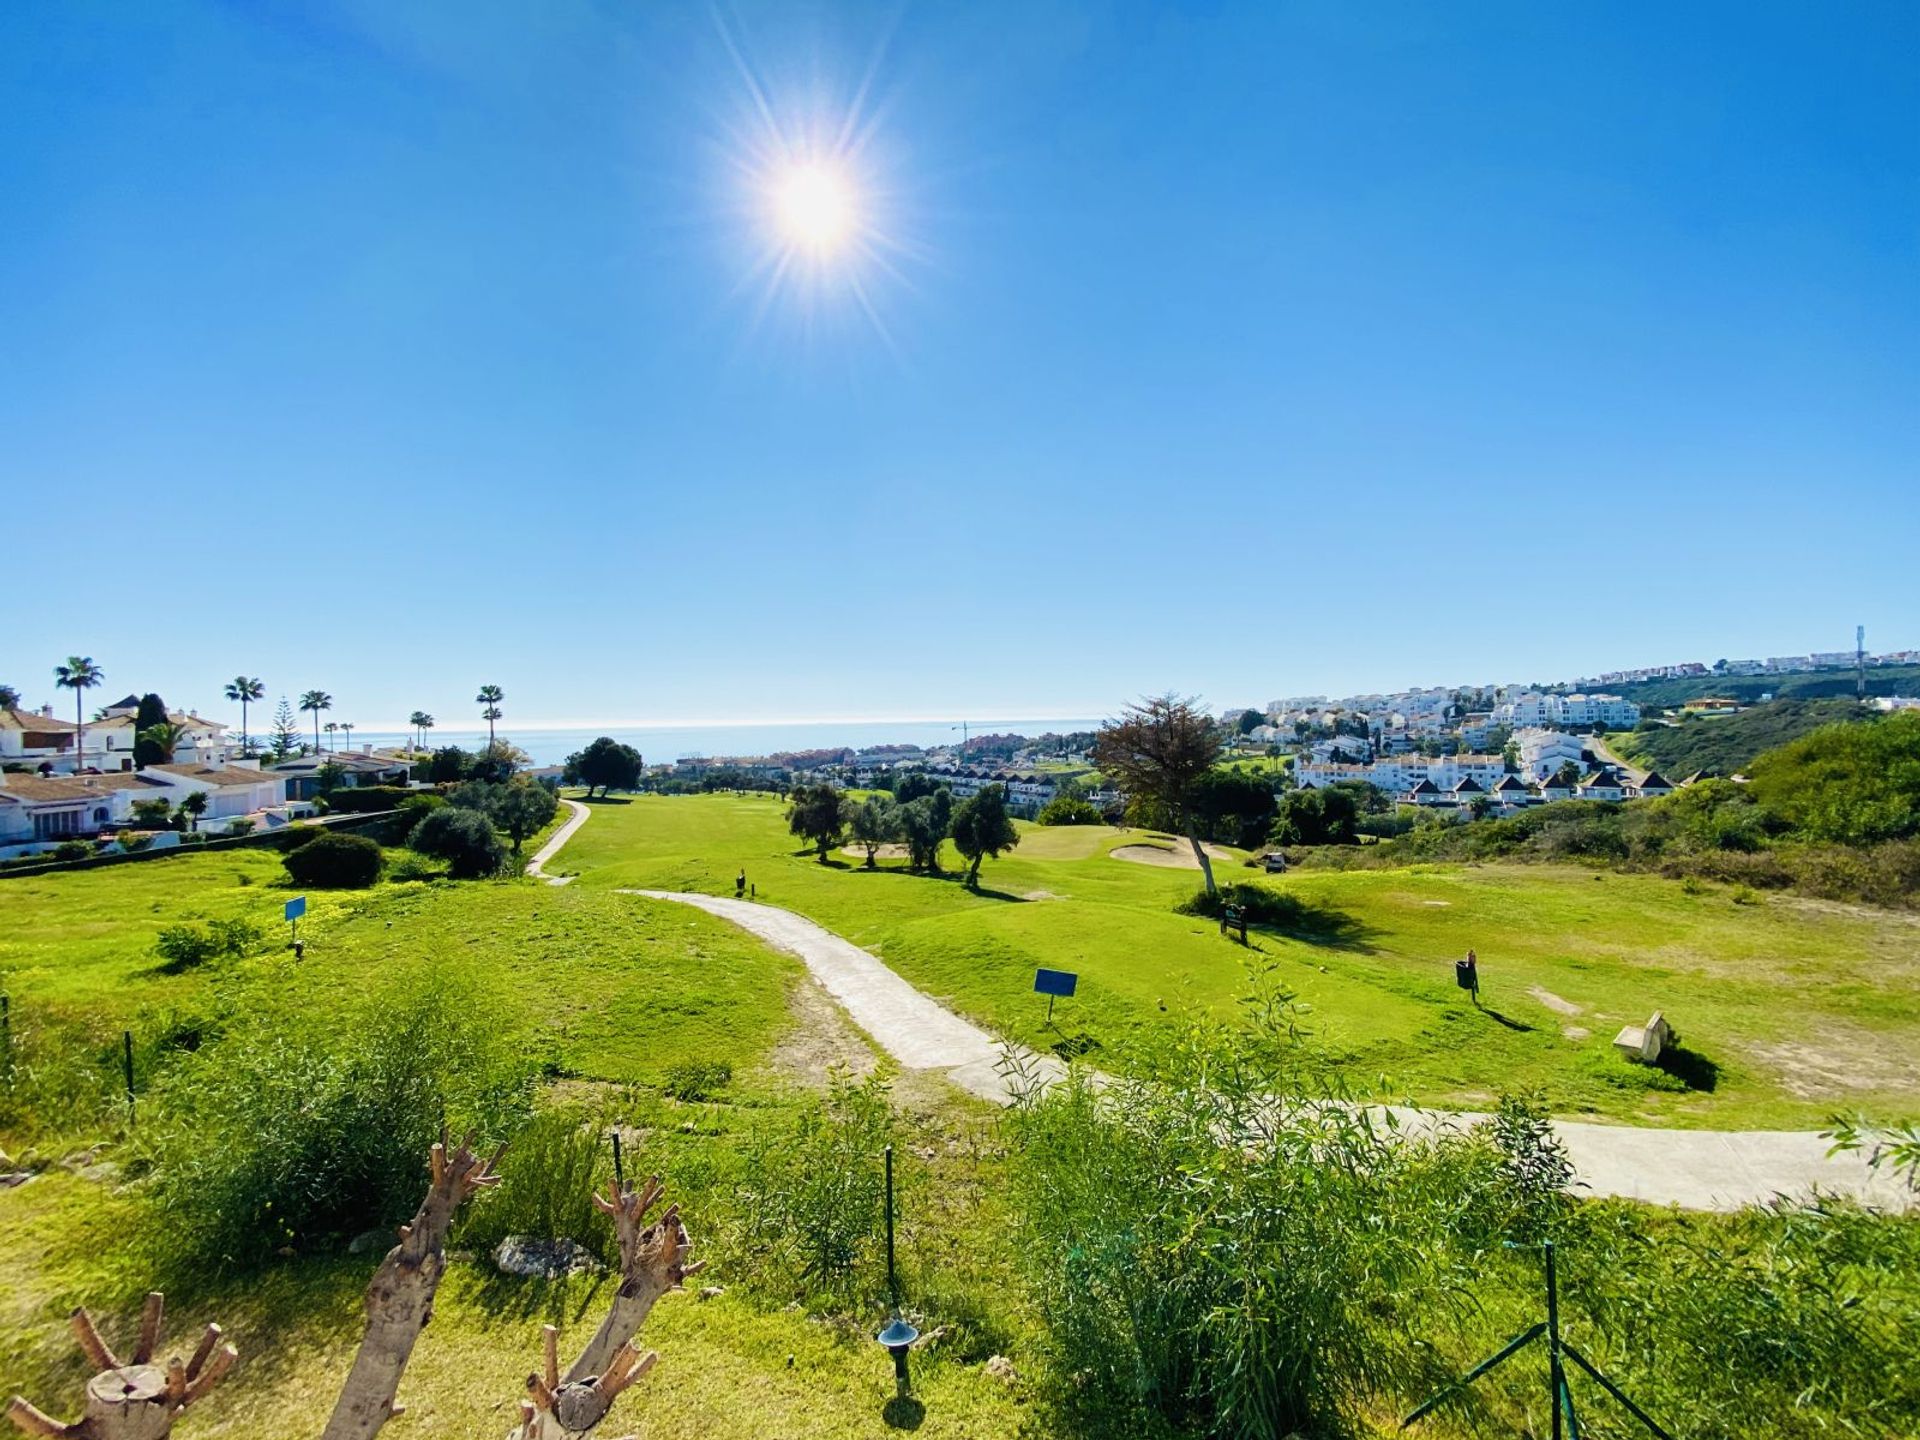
[3,2,1914,729]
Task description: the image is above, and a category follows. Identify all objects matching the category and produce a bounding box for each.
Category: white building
[0,698,229,774]
[1493,692,1639,730]
[0,755,286,855]
[1514,728,1590,781]
[1296,753,1508,797]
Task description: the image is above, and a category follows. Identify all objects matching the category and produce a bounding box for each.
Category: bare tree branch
[7,1297,237,1440]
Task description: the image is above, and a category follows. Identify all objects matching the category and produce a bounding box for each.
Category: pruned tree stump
[83,1368,173,1440]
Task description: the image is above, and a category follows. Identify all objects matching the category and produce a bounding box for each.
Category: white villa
[1,696,229,775]
[0,752,288,855]
[1493,692,1640,730]
[1514,727,1591,780]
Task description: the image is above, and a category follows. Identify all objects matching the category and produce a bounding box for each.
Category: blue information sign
[285,896,307,921]
[1033,968,1078,998]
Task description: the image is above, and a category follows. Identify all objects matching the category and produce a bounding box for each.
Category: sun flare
[772,161,858,255]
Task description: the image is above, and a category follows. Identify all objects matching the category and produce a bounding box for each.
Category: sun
[772,161,858,255]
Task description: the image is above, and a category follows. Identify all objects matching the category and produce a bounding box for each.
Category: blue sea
[335,718,1104,768]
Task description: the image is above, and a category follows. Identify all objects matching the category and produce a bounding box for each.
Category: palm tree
[299,690,333,755]
[341,722,355,751]
[476,684,505,748]
[54,657,104,773]
[0,683,20,710]
[409,711,434,754]
[224,676,265,754]
[137,720,190,764]
[324,721,339,751]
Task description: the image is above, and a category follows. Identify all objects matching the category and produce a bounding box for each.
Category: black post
[122,1029,136,1126]
[612,1129,625,1188]
[884,1143,898,1308]
[1546,1241,1570,1440]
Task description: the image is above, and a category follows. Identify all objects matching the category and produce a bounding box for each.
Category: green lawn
[0,847,805,1091]
[556,793,1920,1129]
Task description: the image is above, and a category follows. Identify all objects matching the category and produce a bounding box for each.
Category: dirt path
[534,806,1913,1212]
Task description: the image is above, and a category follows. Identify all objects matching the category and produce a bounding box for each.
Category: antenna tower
[1857,625,1867,701]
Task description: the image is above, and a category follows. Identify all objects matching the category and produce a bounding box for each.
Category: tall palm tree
[476,684,505,749]
[299,690,333,756]
[0,683,20,710]
[138,720,189,764]
[341,722,355,751]
[224,676,265,754]
[54,657,104,773]
[324,721,339,750]
[409,710,434,754]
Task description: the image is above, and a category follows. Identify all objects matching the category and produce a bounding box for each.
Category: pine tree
[270,696,300,759]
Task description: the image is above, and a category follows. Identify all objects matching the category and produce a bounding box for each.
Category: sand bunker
[1110,838,1233,870]
[841,843,910,861]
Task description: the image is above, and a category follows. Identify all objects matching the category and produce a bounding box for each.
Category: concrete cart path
[525,798,590,885]
[626,889,1911,1214]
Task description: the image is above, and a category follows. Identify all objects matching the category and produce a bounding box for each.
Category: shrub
[52,840,91,862]
[139,975,535,1273]
[154,917,263,972]
[395,792,446,836]
[280,824,323,850]
[1037,795,1103,826]
[320,785,414,815]
[663,1060,732,1101]
[225,818,256,837]
[409,805,507,879]
[454,1104,617,1265]
[281,832,385,889]
[385,850,441,883]
[737,1072,894,1302]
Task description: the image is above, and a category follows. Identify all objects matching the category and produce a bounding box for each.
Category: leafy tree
[1747,711,1920,846]
[470,739,527,785]
[1271,786,1362,846]
[132,797,174,827]
[410,805,507,878]
[428,745,474,784]
[1094,694,1226,893]
[491,778,558,854]
[0,683,19,710]
[894,771,942,803]
[317,761,346,795]
[476,683,504,749]
[225,677,264,754]
[1037,794,1102,826]
[564,736,644,797]
[787,783,848,862]
[1236,708,1265,736]
[270,696,301,759]
[54,656,104,773]
[138,720,189,765]
[951,783,1020,887]
[126,695,169,771]
[299,690,333,755]
[848,793,902,867]
[1189,769,1280,849]
[897,794,949,872]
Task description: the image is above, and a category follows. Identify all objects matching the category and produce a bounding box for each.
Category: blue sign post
[285,895,306,953]
[1034,967,1078,1026]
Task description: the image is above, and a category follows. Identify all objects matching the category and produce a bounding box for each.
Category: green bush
[225,818,256,837]
[737,1072,895,1303]
[395,792,446,837]
[454,1104,617,1265]
[410,806,506,879]
[319,785,414,815]
[280,832,385,889]
[139,975,535,1273]
[154,917,263,973]
[52,840,92,861]
[1037,795,1103,826]
[280,824,323,850]
[385,850,441,883]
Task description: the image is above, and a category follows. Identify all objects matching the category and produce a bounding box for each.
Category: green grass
[0,847,804,1097]
[557,793,1920,1128]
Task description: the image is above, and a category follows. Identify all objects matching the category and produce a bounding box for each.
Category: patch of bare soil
[1748,1032,1920,1100]
[764,976,880,1089]
[1024,889,1061,901]
[1562,1025,1590,1041]
[1529,986,1584,1016]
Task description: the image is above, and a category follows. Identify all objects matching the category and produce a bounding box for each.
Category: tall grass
[1002,970,1920,1439]
[136,973,535,1277]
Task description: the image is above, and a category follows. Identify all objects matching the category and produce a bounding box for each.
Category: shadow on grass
[882,1396,926,1429]
[465,1262,619,1330]
[843,866,1030,903]
[581,795,633,805]
[1657,1044,1719,1092]
[1479,1007,1536,1033]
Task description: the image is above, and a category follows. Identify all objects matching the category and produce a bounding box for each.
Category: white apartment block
[1513,728,1590,780]
[1493,692,1639,729]
[1296,753,1508,796]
